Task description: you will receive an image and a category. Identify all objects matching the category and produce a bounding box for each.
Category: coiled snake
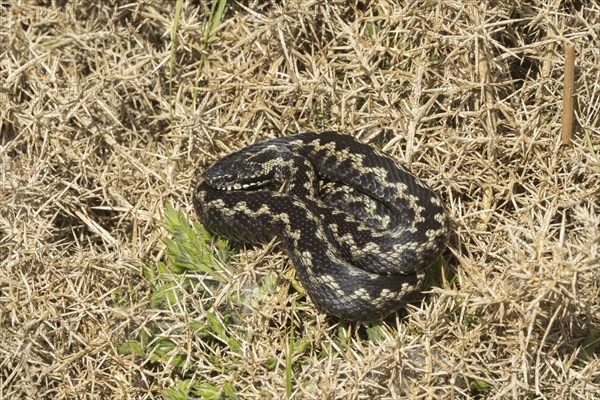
[193,132,448,320]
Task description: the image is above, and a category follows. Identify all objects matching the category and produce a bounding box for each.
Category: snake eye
[222,173,236,182]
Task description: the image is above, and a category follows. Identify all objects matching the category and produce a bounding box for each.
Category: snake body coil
[193,132,448,320]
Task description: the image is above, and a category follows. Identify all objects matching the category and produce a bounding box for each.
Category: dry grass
[1,1,599,399]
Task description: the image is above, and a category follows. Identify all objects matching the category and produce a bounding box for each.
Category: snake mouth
[204,171,272,191]
[215,179,270,191]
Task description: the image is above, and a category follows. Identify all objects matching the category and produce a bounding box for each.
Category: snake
[192,131,448,320]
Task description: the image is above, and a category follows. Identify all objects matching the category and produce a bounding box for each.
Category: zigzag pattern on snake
[193,131,448,320]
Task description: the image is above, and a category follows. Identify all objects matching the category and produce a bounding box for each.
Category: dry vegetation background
[1,0,599,399]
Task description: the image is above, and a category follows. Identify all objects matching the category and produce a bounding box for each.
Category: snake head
[203,144,289,191]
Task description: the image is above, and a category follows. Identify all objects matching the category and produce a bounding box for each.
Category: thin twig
[561,45,575,145]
